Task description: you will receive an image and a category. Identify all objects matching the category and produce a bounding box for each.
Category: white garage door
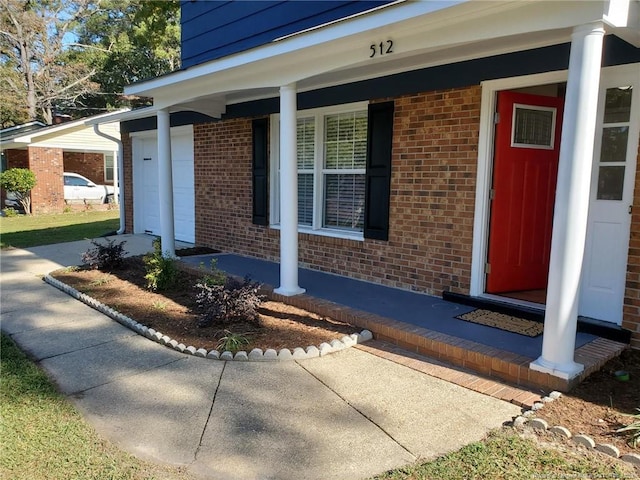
[132,126,195,244]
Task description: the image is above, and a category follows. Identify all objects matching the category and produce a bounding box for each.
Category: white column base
[274,286,306,297]
[529,356,584,380]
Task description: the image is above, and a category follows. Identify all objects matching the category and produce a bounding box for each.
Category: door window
[511,104,556,149]
[596,87,633,200]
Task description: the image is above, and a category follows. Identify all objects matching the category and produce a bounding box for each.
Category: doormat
[455,309,544,337]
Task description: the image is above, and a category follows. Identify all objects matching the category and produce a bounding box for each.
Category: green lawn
[375,430,636,480]
[0,210,120,248]
[0,334,193,480]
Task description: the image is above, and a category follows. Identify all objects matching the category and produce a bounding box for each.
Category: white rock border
[44,273,373,361]
[511,390,640,468]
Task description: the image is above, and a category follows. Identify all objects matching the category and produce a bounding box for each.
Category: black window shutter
[252,118,269,225]
[364,101,394,240]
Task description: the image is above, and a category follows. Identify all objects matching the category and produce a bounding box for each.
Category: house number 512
[370,40,393,58]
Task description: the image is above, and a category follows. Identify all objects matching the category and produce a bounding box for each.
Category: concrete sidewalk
[1,234,522,480]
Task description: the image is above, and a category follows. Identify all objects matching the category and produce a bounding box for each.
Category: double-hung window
[271,103,368,239]
[104,153,115,183]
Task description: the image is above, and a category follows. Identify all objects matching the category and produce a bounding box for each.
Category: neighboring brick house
[98,1,640,382]
[0,113,122,214]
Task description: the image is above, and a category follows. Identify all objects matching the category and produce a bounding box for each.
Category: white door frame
[470,64,639,316]
[470,70,568,301]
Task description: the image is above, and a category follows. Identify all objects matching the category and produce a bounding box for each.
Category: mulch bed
[535,348,640,456]
[50,256,357,352]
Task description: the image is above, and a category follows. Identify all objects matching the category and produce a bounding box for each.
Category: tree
[0,60,28,127]
[72,0,180,116]
[0,0,180,125]
[0,0,100,124]
[0,168,37,215]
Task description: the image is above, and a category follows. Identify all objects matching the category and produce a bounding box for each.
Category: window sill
[269,224,364,242]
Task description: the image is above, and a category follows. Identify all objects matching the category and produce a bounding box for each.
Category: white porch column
[157,108,176,258]
[274,83,305,296]
[530,22,605,379]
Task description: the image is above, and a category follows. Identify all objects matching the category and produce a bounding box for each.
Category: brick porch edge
[266,287,627,394]
[177,262,627,397]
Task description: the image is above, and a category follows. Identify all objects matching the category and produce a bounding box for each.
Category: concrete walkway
[1,234,522,480]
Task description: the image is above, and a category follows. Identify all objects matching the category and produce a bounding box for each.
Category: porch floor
[180,253,627,395]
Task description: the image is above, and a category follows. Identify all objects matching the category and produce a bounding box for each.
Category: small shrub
[216,330,251,352]
[152,301,168,311]
[196,275,264,328]
[143,239,179,291]
[81,239,128,271]
[0,168,36,215]
[617,408,640,448]
[198,258,226,287]
[2,207,18,217]
[89,276,111,287]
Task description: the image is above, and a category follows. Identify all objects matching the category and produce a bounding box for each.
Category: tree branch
[64,42,111,53]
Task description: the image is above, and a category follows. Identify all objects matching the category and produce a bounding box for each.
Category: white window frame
[104,153,115,183]
[270,101,368,241]
[510,103,557,150]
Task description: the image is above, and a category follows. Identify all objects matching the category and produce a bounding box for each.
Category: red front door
[486,91,564,293]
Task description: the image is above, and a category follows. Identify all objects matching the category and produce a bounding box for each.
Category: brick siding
[121,133,134,233]
[28,147,64,214]
[5,148,29,169]
[193,86,480,297]
[63,152,107,185]
[624,139,640,349]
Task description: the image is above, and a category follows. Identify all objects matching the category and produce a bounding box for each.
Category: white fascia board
[83,107,155,126]
[7,109,130,144]
[604,0,631,27]
[0,121,46,134]
[605,0,640,45]
[0,140,25,150]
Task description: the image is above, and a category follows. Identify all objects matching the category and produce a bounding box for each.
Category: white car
[4,172,115,211]
[63,172,115,204]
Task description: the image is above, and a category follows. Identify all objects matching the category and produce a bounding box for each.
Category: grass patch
[0,210,119,248]
[374,429,635,480]
[0,333,193,480]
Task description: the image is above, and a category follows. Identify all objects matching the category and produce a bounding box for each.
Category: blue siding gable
[181,0,394,69]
